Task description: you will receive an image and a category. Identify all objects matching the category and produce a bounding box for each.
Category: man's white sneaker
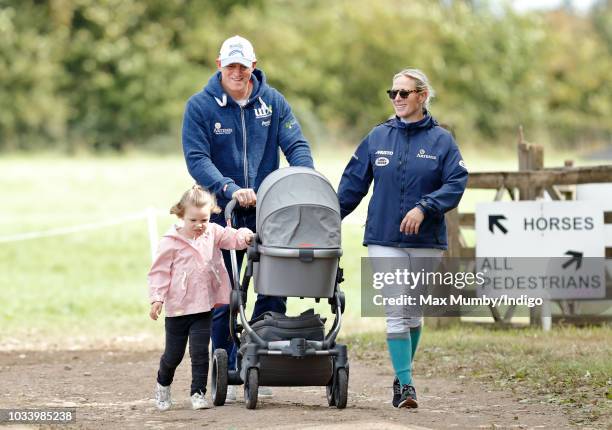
[259,386,273,398]
[191,392,211,410]
[155,383,171,411]
[226,385,237,403]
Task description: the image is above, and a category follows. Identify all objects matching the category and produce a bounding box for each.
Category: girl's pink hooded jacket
[148,223,251,317]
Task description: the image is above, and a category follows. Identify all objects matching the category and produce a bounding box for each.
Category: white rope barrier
[0,209,167,246]
[146,207,159,262]
[0,208,363,264]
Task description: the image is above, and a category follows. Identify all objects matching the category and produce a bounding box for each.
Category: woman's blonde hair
[170,185,221,217]
[393,68,435,111]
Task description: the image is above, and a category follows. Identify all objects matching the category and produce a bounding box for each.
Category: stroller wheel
[334,368,348,409]
[326,382,336,407]
[244,368,259,410]
[211,349,228,406]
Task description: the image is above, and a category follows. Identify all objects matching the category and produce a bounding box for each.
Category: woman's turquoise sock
[410,326,422,361]
[386,336,412,386]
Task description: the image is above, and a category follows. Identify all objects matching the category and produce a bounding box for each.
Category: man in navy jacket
[181,35,314,388]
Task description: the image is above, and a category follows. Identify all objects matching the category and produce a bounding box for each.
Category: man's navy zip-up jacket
[337,113,468,249]
[181,69,314,221]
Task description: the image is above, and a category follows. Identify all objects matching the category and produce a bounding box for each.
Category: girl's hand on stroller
[232,188,257,207]
[150,301,163,320]
[246,233,254,245]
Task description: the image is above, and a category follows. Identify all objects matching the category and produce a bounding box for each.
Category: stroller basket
[246,309,327,342]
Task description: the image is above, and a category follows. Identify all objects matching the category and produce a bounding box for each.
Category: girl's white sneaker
[191,392,211,410]
[155,383,172,411]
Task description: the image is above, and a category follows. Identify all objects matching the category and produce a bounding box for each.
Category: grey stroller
[211,167,349,409]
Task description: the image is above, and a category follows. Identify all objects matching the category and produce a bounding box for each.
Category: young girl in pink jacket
[148,185,253,411]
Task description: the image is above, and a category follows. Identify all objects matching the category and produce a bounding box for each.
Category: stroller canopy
[256,167,341,249]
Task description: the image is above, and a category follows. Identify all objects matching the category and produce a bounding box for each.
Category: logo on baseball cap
[218,35,256,68]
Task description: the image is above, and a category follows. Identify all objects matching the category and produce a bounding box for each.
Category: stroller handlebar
[224,197,257,224]
[224,198,238,222]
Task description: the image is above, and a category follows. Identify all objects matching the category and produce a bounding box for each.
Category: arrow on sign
[562,250,583,270]
[488,215,508,234]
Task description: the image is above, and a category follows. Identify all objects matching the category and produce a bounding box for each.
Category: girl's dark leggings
[157,311,212,395]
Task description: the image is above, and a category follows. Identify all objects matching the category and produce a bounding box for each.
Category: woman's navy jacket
[337,113,468,249]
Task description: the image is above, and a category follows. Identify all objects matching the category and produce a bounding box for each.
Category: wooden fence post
[517,127,545,326]
[426,209,462,328]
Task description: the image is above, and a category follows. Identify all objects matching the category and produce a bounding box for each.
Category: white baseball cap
[218,35,256,68]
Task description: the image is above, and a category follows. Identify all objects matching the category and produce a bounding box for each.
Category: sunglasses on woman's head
[386,89,419,99]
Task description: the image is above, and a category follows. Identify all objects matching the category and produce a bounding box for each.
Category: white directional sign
[476,201,605,299]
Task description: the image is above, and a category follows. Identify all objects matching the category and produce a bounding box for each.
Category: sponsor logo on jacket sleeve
[459,159,467,170]
[284,118,297,129]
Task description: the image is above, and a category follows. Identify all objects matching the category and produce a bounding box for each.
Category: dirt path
[0,349,572,429]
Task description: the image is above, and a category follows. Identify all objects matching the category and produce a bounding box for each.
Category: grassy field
[0,151,378,346]
[0,147,608,343]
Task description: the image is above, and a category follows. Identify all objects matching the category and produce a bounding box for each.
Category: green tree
[0,0,610,151]
[57,0,196,150]
[0,1,68,150]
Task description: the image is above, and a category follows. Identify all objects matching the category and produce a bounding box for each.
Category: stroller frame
[210,198,349,409]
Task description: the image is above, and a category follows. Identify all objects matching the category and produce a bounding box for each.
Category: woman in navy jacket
[338,68,468,408]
